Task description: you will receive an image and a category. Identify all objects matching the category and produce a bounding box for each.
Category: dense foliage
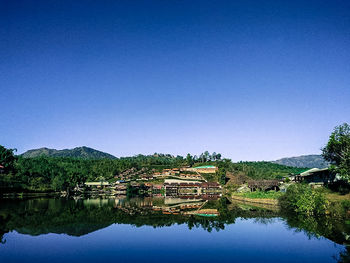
[9,155,186,192]
[0,152,188,192]
[279,184,328,216]
[322,123,350,181]
[0,146,16,174]
[227,161,306,180]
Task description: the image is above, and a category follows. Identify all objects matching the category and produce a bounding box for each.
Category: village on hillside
[80,162,340,199]
[80,165,221,199]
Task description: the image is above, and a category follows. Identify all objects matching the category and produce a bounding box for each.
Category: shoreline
[229,195,279,206]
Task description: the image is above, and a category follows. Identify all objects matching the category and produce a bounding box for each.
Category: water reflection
[0,196,349,262]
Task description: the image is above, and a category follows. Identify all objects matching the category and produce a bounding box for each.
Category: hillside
[21,146,116,159]
[230,161,307,180]
[273,154,329,168]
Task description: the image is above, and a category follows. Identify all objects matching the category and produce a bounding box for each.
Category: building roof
[194,165,217,169]
[164,179,201,184]
[299,168,329,177]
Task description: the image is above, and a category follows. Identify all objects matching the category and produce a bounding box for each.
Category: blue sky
[1,0,349,161]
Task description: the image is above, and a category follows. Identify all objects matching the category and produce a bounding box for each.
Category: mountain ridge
[272,154,329,168]
[21,146,116,159]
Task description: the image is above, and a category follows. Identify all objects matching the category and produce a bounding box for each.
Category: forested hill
[273,154,329,168]
[21,146,116,159]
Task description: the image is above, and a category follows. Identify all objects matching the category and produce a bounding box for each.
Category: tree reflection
[0,196,348,263]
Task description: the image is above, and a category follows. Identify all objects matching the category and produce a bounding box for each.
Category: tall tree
[322,123,350,181]
[204,151,210,162]
[186,153,194,166]
[0,145,16,173]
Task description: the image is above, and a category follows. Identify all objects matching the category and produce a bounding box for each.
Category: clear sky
[1,0,349,161]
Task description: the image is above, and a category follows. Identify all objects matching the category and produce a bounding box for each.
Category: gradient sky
[1,0,350,161]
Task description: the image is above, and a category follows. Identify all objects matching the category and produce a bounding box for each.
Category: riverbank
[228,186,350,221]
[229,195,279,206]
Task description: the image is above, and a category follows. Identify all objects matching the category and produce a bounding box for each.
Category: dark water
[0,197,349,263]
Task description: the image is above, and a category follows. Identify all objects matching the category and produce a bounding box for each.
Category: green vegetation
[279,184,329,216]
[234,190,283,200]
[0,150,190,192]
[200,173,217,182]
[1,155,185,192]
[227,161,306,180]
[183,152,222,166]
[0,145,16,174]
[322,123,350,181]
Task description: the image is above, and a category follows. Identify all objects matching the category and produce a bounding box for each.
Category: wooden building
[294,168,334,184]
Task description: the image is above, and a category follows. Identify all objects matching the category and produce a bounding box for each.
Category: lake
[0,197,349,263]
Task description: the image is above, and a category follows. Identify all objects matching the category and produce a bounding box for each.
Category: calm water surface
[0,197,348,263]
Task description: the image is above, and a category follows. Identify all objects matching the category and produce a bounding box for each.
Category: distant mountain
[273,154,329,168]
[21,146,116,159]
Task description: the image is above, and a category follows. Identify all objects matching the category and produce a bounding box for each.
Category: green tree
[51,174,66,191]
[204,151,210,162]
[279,184,328,215]
[322,123,350,181]
[0,145,16,173]
[186,153,194,166]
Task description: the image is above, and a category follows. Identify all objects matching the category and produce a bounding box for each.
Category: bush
[279,184,329,215]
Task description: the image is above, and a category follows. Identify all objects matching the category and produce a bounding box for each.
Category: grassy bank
[229,186,350,220]
[232,190,283,199]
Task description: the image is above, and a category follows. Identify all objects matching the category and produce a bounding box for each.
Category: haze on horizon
[1,0,349,161]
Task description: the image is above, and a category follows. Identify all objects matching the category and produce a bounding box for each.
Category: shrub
[279,184,329,215]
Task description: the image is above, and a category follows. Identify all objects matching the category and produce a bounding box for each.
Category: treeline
[229,161,307,180]
[2,155,185,192]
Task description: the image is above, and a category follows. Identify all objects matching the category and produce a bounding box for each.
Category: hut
[294,168,334,184]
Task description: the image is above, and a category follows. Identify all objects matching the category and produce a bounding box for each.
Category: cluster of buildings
[113,165,218,183]
[83,175,222,198]
[116,167,156,181]
[163,179,222,198]
[81,165,221,197]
